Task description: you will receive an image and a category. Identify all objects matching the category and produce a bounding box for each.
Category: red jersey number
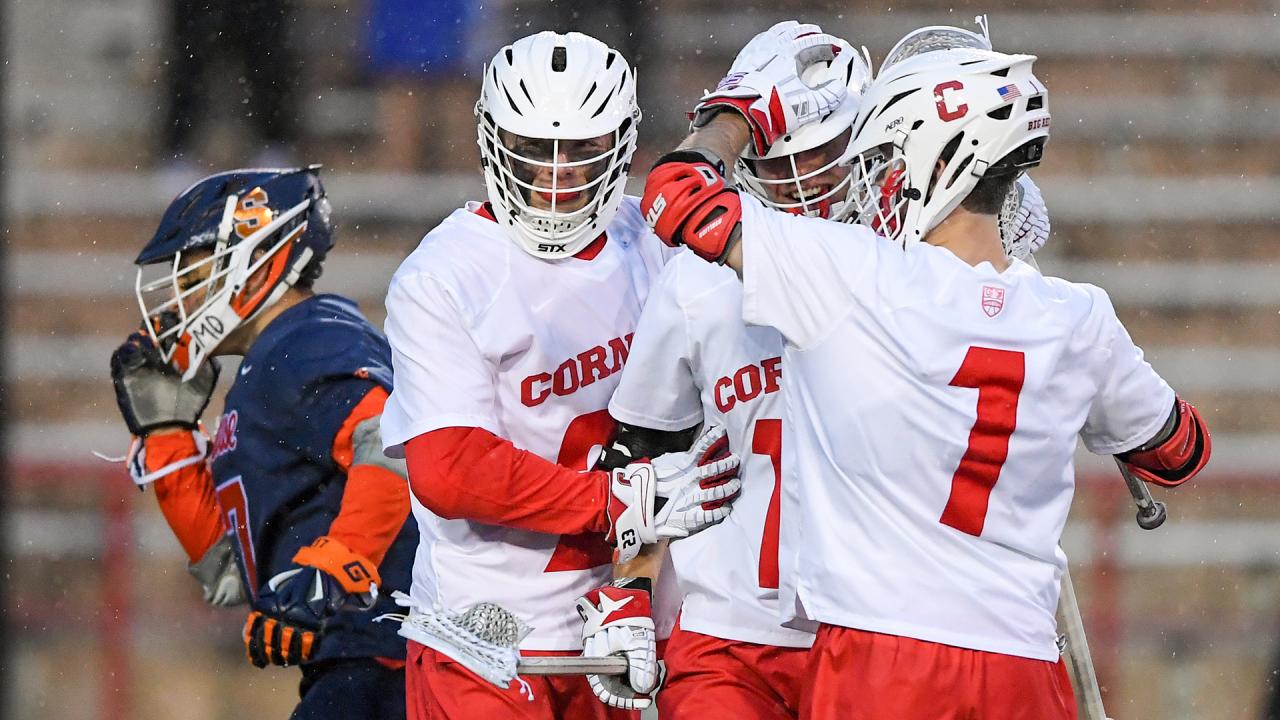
[939,347,1026,537]
[543,409,617,572]
[752,418,783,590]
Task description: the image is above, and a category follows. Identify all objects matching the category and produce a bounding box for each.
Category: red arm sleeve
[405,426,611,536]
[145,431,227,564]
[326,387,412,565]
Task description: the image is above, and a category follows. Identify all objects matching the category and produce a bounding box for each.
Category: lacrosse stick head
[395,600,533,690]
[456,602,533,647]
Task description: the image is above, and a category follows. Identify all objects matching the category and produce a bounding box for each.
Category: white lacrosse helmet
[735,39,872,221]
[881,17,993,73]
[476,31,640,259]
[847,48,1050,248]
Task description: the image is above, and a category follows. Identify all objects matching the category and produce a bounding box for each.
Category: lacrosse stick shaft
[1113,456,1167,530]
[1060,569,1107,720]
[516,656,629,676]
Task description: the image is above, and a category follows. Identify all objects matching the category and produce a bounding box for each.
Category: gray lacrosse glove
[187,534,248,607]
[110,330,219,436]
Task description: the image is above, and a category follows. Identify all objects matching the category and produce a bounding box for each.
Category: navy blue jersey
[210,294,416,662]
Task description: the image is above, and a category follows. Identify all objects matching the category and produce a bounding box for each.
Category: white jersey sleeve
[380,270,501,457]
[608,257,706,432]
[1079,288,1176,454]
[739,194,882,349]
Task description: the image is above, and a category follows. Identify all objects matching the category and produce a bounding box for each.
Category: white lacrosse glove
[606,424,742,563]
[693,21,849,156]
[999,174,1051,262]
[577,577,661,710]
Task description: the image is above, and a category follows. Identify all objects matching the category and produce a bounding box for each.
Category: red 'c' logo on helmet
[934,81,968,122]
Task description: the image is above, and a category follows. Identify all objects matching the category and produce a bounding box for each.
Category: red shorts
[801,625,1077,720]
[658,621,809,720]
[405,641,639,720]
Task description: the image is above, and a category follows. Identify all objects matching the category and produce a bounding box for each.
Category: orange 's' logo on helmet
[233,188,275,239]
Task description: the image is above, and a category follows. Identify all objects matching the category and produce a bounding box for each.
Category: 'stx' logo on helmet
[233,187,275,239]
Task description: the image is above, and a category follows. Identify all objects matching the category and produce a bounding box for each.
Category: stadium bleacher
[6,1,1280,718]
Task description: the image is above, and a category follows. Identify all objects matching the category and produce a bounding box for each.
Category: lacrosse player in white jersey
[638,28,1211,719]
[378,31,741,719]
[603,19,1057,720]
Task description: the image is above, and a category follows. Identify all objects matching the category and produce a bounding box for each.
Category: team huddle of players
[108,16,1211,720]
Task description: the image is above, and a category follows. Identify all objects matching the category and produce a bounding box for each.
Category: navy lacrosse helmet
[134,166,334,379]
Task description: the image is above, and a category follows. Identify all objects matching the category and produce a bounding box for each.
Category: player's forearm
[614,539,668,581]
[404,426,611,535]
[326,388,411,564]
[145,432,227,563]
[327,464,410,565]
[678,112,752,177]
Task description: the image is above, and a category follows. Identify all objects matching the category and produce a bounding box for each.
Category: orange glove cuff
[292,536,381,595]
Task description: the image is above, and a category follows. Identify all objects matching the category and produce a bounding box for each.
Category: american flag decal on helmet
[997,83,1022,101]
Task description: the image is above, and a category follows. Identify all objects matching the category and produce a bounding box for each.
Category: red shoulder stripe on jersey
[147,430,227,563]
[404,426,611,535]
[1118,397,1211,487]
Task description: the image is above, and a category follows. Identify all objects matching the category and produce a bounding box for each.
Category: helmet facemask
[477,107,638,258]
[135,191,314,379]
[737,127,858,220]
[850,142,914,244]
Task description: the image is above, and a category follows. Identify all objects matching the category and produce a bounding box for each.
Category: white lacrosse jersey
[381,199,673,651]
[610,251,814,648]
[738,195,1175,661]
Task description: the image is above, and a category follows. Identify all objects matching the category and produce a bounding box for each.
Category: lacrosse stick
[1059,568,1108,720]
[1060,456,1170,718]
[382,594,626,692]
[1115,456,1167,530]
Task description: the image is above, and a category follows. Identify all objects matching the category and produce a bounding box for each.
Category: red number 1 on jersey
[752,418,783,590]
[939,347,1025,537]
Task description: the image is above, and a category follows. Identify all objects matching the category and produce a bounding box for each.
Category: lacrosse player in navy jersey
[108,167,417,719]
